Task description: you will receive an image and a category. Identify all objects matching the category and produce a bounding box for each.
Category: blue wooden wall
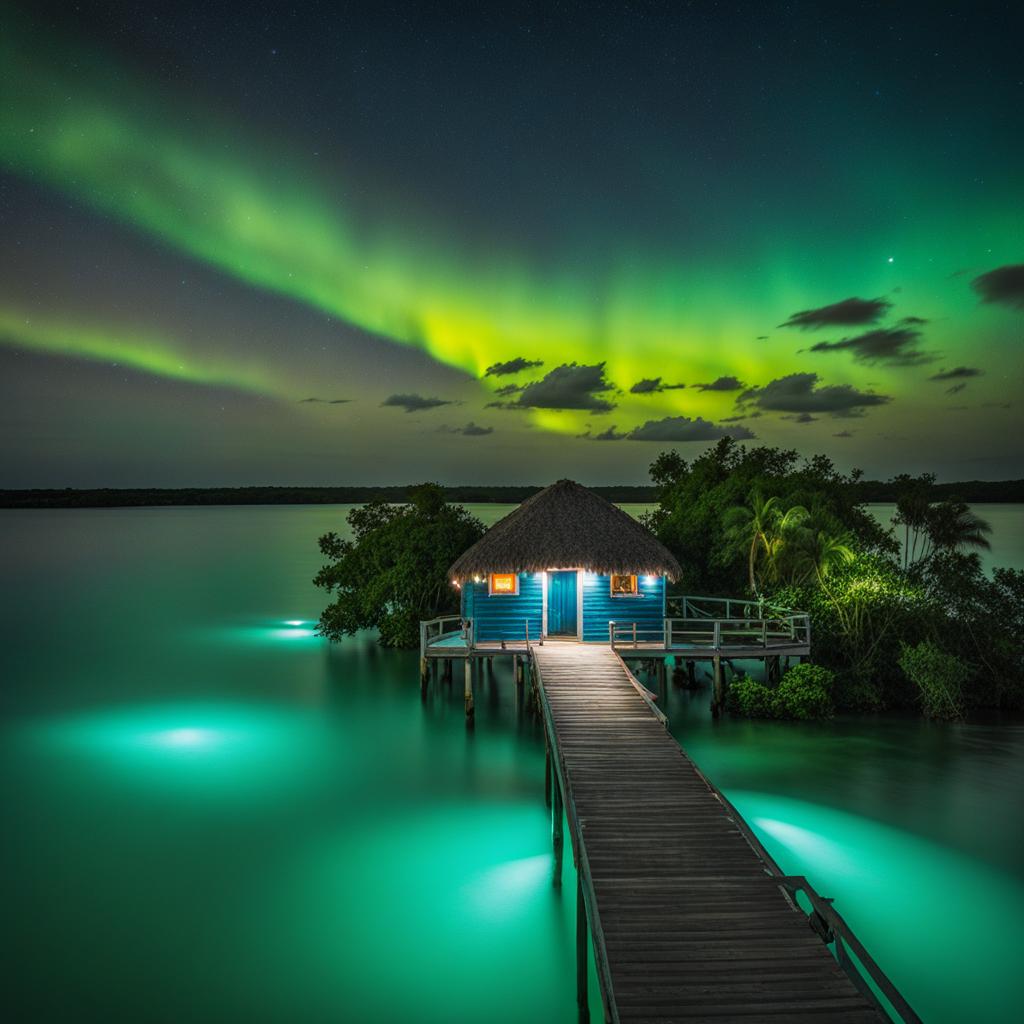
[462,573,544,643]
[462,571,666,644]
[582,573,665,642]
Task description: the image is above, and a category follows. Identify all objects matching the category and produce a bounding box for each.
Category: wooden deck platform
[532,643,893,1023]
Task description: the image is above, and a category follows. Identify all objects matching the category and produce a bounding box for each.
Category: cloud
[694,375,744,391]
[782,412,817,424]
[928,366,983,381]
[298,397,351,404]
[756,335,769,341]
[382,393,456,412]
[626,416,755,442]
[780,297,891,329]
[578,425,629,441]
[439,421,494,436]
[807,326,934,366]
[945,383,967,396]
[833,430,854,438]
[739,373,891,416]
[721,412,761,422]
[493,383,524,397]
[484,357,544,377]
[629,377,686,394]
[971,264,1024,309]
[495,362,616,412]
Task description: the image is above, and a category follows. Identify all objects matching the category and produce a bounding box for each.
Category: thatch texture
[448,479,681,582]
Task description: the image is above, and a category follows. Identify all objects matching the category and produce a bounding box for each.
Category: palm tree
[724,491,807,599]
[925,501,992,558]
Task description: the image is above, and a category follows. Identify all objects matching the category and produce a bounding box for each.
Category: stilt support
[711,655,723,717]
[464,658,474,726]
[544,740,552,807]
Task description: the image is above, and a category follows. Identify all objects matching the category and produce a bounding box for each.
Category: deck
[532,643,914,1023]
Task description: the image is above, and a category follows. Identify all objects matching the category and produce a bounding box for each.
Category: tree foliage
[314,484,484,648]
[646,438,891,596]
[648,439,1017,714]
[730,664,835,720]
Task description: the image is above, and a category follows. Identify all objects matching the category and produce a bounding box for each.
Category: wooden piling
[464,658,474,725]
[712,654,723,717]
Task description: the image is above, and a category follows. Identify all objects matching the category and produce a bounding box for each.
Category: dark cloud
[971,264,1024,309]
[756,335,769,341]
[626,416,755,442]
[381,393,456,412]
[577,425,628,441]
[493,383,524,397]
[629,377,686,394]
[739,373,891,416]
[899,316,929,326]
[807,326,934,366]
[299,397,351,404]
[780,297,891,329]
[484,357,544,377]
[439,421,494,436]
[782,412,817,424]
[928,366,983,381]
[833,430,854,438]
[720,412,761,422]
[495,362,616,412]
[695,375,744,391]
[945,382,967,396]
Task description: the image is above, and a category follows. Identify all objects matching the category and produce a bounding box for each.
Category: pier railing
[418,614,463,661]
[691,764,922,1024]
[608,614,810,650]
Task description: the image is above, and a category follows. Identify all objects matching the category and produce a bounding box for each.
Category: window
[489,573,519,596]
[610,573,639,597]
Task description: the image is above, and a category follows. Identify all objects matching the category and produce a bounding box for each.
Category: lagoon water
[2,504,1023,1022]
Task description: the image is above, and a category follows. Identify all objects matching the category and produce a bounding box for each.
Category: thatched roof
[449,479,681,582]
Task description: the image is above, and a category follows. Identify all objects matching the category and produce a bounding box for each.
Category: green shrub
[898,640,968,719]
[730,675,776,718]
[773,663,834,720]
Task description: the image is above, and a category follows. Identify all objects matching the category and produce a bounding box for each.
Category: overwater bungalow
[421,479,812,707]
[450,478,681,645]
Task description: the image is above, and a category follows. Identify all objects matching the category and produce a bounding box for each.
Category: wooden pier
[531,642,917,1024]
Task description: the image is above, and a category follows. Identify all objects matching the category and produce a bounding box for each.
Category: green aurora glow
[0,10,1021,478]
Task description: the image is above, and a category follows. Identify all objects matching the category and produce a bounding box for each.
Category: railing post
[762,619,767,647]
[608,621,616,648]
[632,622,637,648]
[713,619,721,649]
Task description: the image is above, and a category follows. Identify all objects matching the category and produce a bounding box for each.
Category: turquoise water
[2,504,1023,1022]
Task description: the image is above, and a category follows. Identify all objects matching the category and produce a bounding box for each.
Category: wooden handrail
[686,760,921,1024]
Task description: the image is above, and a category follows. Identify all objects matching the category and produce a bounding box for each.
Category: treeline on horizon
[2,478,1022,508]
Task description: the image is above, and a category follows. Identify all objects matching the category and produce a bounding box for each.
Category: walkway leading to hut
[532,642,886,1024]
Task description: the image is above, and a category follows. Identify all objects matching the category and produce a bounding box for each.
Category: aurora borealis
[1,2,1021,485]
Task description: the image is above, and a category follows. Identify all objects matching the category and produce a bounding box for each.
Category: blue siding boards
[583,573,665,643]
[462,571,665,644]
[462,572,544,643]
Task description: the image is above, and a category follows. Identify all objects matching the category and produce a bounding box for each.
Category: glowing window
[489,573,519,596]
[610,574,639,597]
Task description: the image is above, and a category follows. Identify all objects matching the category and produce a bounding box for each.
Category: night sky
[1,1,1021,486]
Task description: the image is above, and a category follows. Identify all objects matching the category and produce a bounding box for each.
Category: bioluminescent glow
[154,727,218,750]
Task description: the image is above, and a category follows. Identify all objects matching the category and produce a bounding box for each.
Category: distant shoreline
[1,480,1022,509]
